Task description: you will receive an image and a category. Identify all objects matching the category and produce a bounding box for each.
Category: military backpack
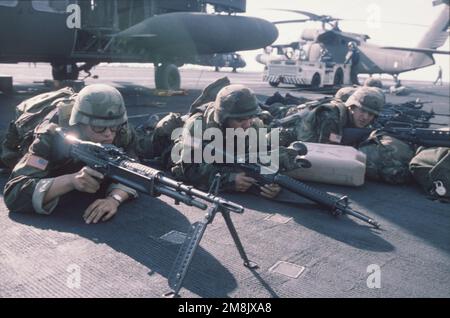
[358,131,415,184]
[409,147,450,202]
[1,87,76,168]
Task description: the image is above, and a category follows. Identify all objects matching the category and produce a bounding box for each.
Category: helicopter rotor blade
[342,18,429,28]
[269,9,323,20]
[273,19,311,25]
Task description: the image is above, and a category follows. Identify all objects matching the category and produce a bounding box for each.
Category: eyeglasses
[90,125,121,134]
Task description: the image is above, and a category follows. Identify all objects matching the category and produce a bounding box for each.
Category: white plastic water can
[287,142,367,187]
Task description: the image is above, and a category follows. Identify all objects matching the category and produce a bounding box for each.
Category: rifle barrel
[120,161,244,213]
[60,130,243,213]
[272,173,380,228]
[337,204,380,229]
[432,112,450,117]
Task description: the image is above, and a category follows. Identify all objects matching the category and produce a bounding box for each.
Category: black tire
[0,76,13,95]
[51,63,79,81]
[155,64,181,90]
[269,81,280,88]
[311,73,321,89]
[334,68,344,86]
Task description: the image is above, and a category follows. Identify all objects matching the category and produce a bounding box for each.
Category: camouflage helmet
[364,77,383,89]
[69,84,127,127]
[335,86,357,102]
[345,87,385,115]
[213,84,261,125]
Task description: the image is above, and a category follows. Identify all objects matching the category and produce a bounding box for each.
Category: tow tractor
[263,58,351,88]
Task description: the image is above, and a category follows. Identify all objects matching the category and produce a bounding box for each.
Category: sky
[240,0,450,82]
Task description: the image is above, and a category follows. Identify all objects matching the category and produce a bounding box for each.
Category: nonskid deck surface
[0,64,449,297]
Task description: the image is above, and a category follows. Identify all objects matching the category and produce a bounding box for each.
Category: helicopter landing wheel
[155,63,181,90]
[311,73,321,89]
[269,81,280,88]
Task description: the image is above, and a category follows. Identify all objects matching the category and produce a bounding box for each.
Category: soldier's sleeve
[170,117,239,192]
[316,109,342,144]
[117,124,140,160]
[107,183,138,199]
[3,131,59,214]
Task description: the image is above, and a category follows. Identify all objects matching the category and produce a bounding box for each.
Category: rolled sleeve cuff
[32,178,60,215]
[107,183,139,199]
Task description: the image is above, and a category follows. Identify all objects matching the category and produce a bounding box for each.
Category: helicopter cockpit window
[32,0,69,13]
[0,0,18,7]
[284,47,295,60]
[299,43,311,61]
[299,48,307,61]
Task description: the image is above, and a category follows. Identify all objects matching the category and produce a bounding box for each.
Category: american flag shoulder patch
[25,155,49,171]
[329,133,342,144]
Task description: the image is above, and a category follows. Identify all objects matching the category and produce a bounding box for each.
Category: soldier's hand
[234,172,256,192]
[83,197,119,224]
[260,183,281,199]
[72,167,104,193]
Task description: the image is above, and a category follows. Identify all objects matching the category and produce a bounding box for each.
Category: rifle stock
[270,97,334,127]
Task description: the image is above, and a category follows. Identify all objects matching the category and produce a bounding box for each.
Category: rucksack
[134,112,185,165]
[409,147,450,202]
[358,131,415,184]
[1,87,76,168]
[188,76,231,114]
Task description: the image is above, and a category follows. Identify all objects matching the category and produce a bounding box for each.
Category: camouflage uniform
[3,84,138,214]
[277,87,385,146]
[171,85,260,191]
[359,131,415,184]
[133,77,232,165]
[133,112,185,166]
[276,100,353,147]
[277,87,415,185]
[289,100,351,144]
[171,85,299,192]
[348,88,415,184]
[1,87,75,169]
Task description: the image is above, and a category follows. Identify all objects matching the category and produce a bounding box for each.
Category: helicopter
[0,0,277,90]
[257,2,449,88]
[190,52,246,72]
